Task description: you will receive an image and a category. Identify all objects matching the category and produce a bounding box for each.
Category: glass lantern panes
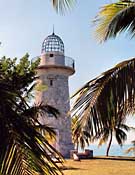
[41,33,64,54]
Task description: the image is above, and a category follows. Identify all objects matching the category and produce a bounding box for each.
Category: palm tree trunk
[76,137,79,152]
[106,131,112,156]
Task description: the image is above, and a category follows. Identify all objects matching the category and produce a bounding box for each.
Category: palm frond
[119,123,130,131]
[95,0,135,42]
[125,147,135,154]
[0,101,63,175]
[71,57,135,140]
[1,142,35,175]
[51,0,76,14]
[115,128,127,145]
[72,116,91,149]
[1,140,62,175]
[98,129,110,146]
[0,55,63,175]
[125,140,135,154]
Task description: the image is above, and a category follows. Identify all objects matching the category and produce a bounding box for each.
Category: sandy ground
[61,157,135,175]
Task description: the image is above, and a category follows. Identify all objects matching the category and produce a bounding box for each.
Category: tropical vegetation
[71,57,135,155]
[98,117,129,156]
[51,0,76,13]
[64,0,135,156]
[72,116,91,152]
[2,2,135,174]
[0,54,63,175]
[95,0,135,42]
[0,1,76,174]
[125,140,135,155]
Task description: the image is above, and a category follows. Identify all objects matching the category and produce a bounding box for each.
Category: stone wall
[36,69,74,157]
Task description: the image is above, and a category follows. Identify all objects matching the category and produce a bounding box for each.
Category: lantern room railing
[32,55,75,70]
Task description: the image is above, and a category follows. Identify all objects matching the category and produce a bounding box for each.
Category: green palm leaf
[98,129,110,146]
[51,0,76,13]
[0,95,62,174]
[72,116,91,150]
[71,57,135,140]
[115,128,127,145]
[0,55,63,175]
[95,0,135,42]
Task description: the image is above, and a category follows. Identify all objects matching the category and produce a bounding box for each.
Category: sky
[1,0,135,144]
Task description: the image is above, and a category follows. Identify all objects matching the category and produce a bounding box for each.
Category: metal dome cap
[41,32,64,54]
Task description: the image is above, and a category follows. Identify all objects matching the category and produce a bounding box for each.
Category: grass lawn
[61,157,135,175]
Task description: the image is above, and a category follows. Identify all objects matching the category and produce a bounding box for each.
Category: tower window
[50,54,54,57]
[50,79,53,86]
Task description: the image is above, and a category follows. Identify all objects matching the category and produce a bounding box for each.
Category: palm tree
[72,116,80,151]
[71,57,135,152]
[94,0,135,42]
[98,117,129,156]
[72,116,91,152]
[0,55,63,175]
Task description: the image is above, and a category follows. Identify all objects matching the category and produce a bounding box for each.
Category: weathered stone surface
[36,53,74,158]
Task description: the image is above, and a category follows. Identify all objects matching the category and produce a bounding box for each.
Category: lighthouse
[36,32,75,158]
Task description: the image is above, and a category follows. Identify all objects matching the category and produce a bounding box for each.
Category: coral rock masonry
[36,32,75,158]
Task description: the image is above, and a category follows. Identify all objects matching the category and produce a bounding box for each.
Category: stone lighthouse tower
[36,32,75,158]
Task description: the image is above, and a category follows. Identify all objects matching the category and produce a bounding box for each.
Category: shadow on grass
[94,156,135,161]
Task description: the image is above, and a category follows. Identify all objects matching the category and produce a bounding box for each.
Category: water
[80,144,135,157]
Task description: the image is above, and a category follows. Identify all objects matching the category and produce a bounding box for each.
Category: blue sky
[1,0,135,93]
[1,0,135,143]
